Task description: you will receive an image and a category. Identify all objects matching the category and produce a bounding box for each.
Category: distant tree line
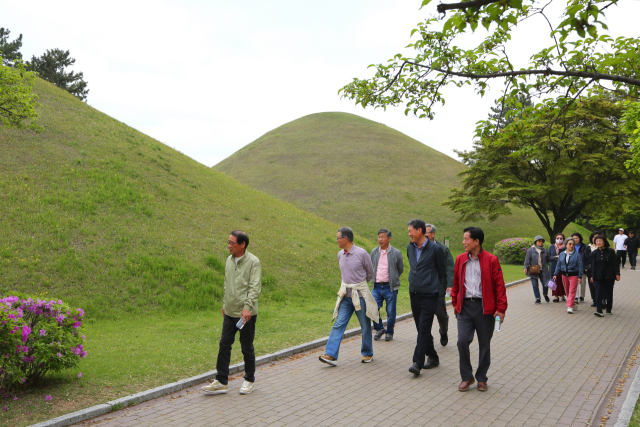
[1,27,89,101]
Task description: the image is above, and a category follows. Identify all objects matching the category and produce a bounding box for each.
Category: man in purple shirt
[320,227,376,366]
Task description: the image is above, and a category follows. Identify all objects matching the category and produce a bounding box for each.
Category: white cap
[619,228,625,231]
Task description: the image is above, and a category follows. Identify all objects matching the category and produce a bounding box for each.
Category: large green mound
[215,112,569,251]
[0,81,362,318]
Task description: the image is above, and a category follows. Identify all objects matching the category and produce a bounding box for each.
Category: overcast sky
[4,1,638,166]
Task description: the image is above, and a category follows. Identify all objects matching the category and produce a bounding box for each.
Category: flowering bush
[493,238,535,264]
[0,295,86,390]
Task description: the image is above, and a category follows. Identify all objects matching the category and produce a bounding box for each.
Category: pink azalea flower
[45,395,52,401]
[39,329,47,336]
[78,372,83,378]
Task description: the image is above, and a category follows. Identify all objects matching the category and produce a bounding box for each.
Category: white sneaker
[567,307,574,314]
[202,379,228,395]
[239,380,254,395]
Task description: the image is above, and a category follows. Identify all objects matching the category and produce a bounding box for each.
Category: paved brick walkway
[76,272,640,427]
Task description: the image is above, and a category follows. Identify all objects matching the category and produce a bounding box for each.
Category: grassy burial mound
[215,112,563,252]
[0,79,382,425]
[0,81,358,317]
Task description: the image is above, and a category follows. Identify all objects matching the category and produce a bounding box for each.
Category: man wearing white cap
[613,228,629,269]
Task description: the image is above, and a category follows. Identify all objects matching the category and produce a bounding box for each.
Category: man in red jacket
[451,227,507,392]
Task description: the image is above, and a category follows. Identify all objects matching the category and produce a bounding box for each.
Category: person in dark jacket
[451,227,507,392]
[548,233,567,303]
[587,231,601,306]
[624,230,639,271]
[590,235,621,316]
[406,219,445,376]
[523,235,550,303]
[426,224,454,347]
[572,232,591,304]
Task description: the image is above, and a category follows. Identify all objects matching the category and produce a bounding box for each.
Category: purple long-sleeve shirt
[338,245,374,298]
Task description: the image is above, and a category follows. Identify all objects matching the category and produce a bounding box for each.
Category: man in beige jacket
[202,230,261,396]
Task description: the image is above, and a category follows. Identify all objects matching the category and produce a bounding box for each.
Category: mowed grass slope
[215,112,581,252]
[0,80,355,317]
[0,79,382,425]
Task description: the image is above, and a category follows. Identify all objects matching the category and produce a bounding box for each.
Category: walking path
[74,272,640,427]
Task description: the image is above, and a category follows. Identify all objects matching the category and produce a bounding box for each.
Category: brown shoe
[458,378,475,392]
[477,382,488,391]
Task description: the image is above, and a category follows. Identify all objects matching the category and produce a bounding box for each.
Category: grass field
[215,112,586,253]
[631,397,640,427]
[0,78,545,426]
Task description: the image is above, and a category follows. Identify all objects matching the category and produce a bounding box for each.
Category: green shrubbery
[0,295,86,390]
[493,238,534,265]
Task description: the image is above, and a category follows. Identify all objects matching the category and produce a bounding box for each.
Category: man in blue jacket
[407,219,446,375]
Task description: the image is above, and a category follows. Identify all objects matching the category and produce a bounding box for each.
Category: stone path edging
[614,346,640,427]
[28,278,529,427]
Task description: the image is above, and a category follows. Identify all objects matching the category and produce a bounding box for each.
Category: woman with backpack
[548,233,567,303]
[553,237,583,314]
[524,235,550,303]
[590,235,621,316]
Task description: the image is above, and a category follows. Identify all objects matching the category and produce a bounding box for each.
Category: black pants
[629,250,638,267]
[617,250,627,268]
[215,314,257,385]
[410,292,439,367]
[587,272,595,301]
[457,299,494,383]
[435,296,449,337]
[594,280,615,314]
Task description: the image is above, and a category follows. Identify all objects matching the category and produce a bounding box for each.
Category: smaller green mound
[216,112,583,252]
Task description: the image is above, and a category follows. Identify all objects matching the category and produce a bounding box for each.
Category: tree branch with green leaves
[0,58,41,131]
[443,96,634,240]
[339,0,639,130]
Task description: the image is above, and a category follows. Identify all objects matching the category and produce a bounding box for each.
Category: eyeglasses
[227,240,238,245]
[336,236,346,241]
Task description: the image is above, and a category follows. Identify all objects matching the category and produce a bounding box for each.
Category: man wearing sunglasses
[202,230,262,396]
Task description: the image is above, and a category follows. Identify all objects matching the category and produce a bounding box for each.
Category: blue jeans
[530,277,548,299]
[325,297,373,359]
[371,284,398,335]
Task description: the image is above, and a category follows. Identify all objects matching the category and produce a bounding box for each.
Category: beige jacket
[333,281,380,321]
[223,251,262,317]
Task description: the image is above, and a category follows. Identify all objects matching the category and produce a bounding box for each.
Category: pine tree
[0,28,23,65]
[27,49,89,101]
[488,95,533,130]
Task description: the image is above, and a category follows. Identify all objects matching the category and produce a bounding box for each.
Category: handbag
[547,278,557,291]
[528,264,541,275]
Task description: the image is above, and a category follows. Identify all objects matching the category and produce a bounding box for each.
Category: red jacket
[451,250,508,315]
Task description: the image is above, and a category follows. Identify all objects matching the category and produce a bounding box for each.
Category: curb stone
[28,277,528,427]
[614,351,640,427]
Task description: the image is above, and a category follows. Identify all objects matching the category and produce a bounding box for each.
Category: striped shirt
[464,253,482,298]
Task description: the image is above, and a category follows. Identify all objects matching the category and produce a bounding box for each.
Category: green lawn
[631,396,640,427]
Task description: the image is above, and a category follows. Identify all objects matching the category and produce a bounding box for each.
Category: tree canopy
[443,96,634,240]
[0,58,40,131]
[27,49,89,101]
[339,0,639,134]
[0,28,23,66]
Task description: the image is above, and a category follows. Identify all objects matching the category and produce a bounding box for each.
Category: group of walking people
[318,220,507,392]
[523,229,635,316]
